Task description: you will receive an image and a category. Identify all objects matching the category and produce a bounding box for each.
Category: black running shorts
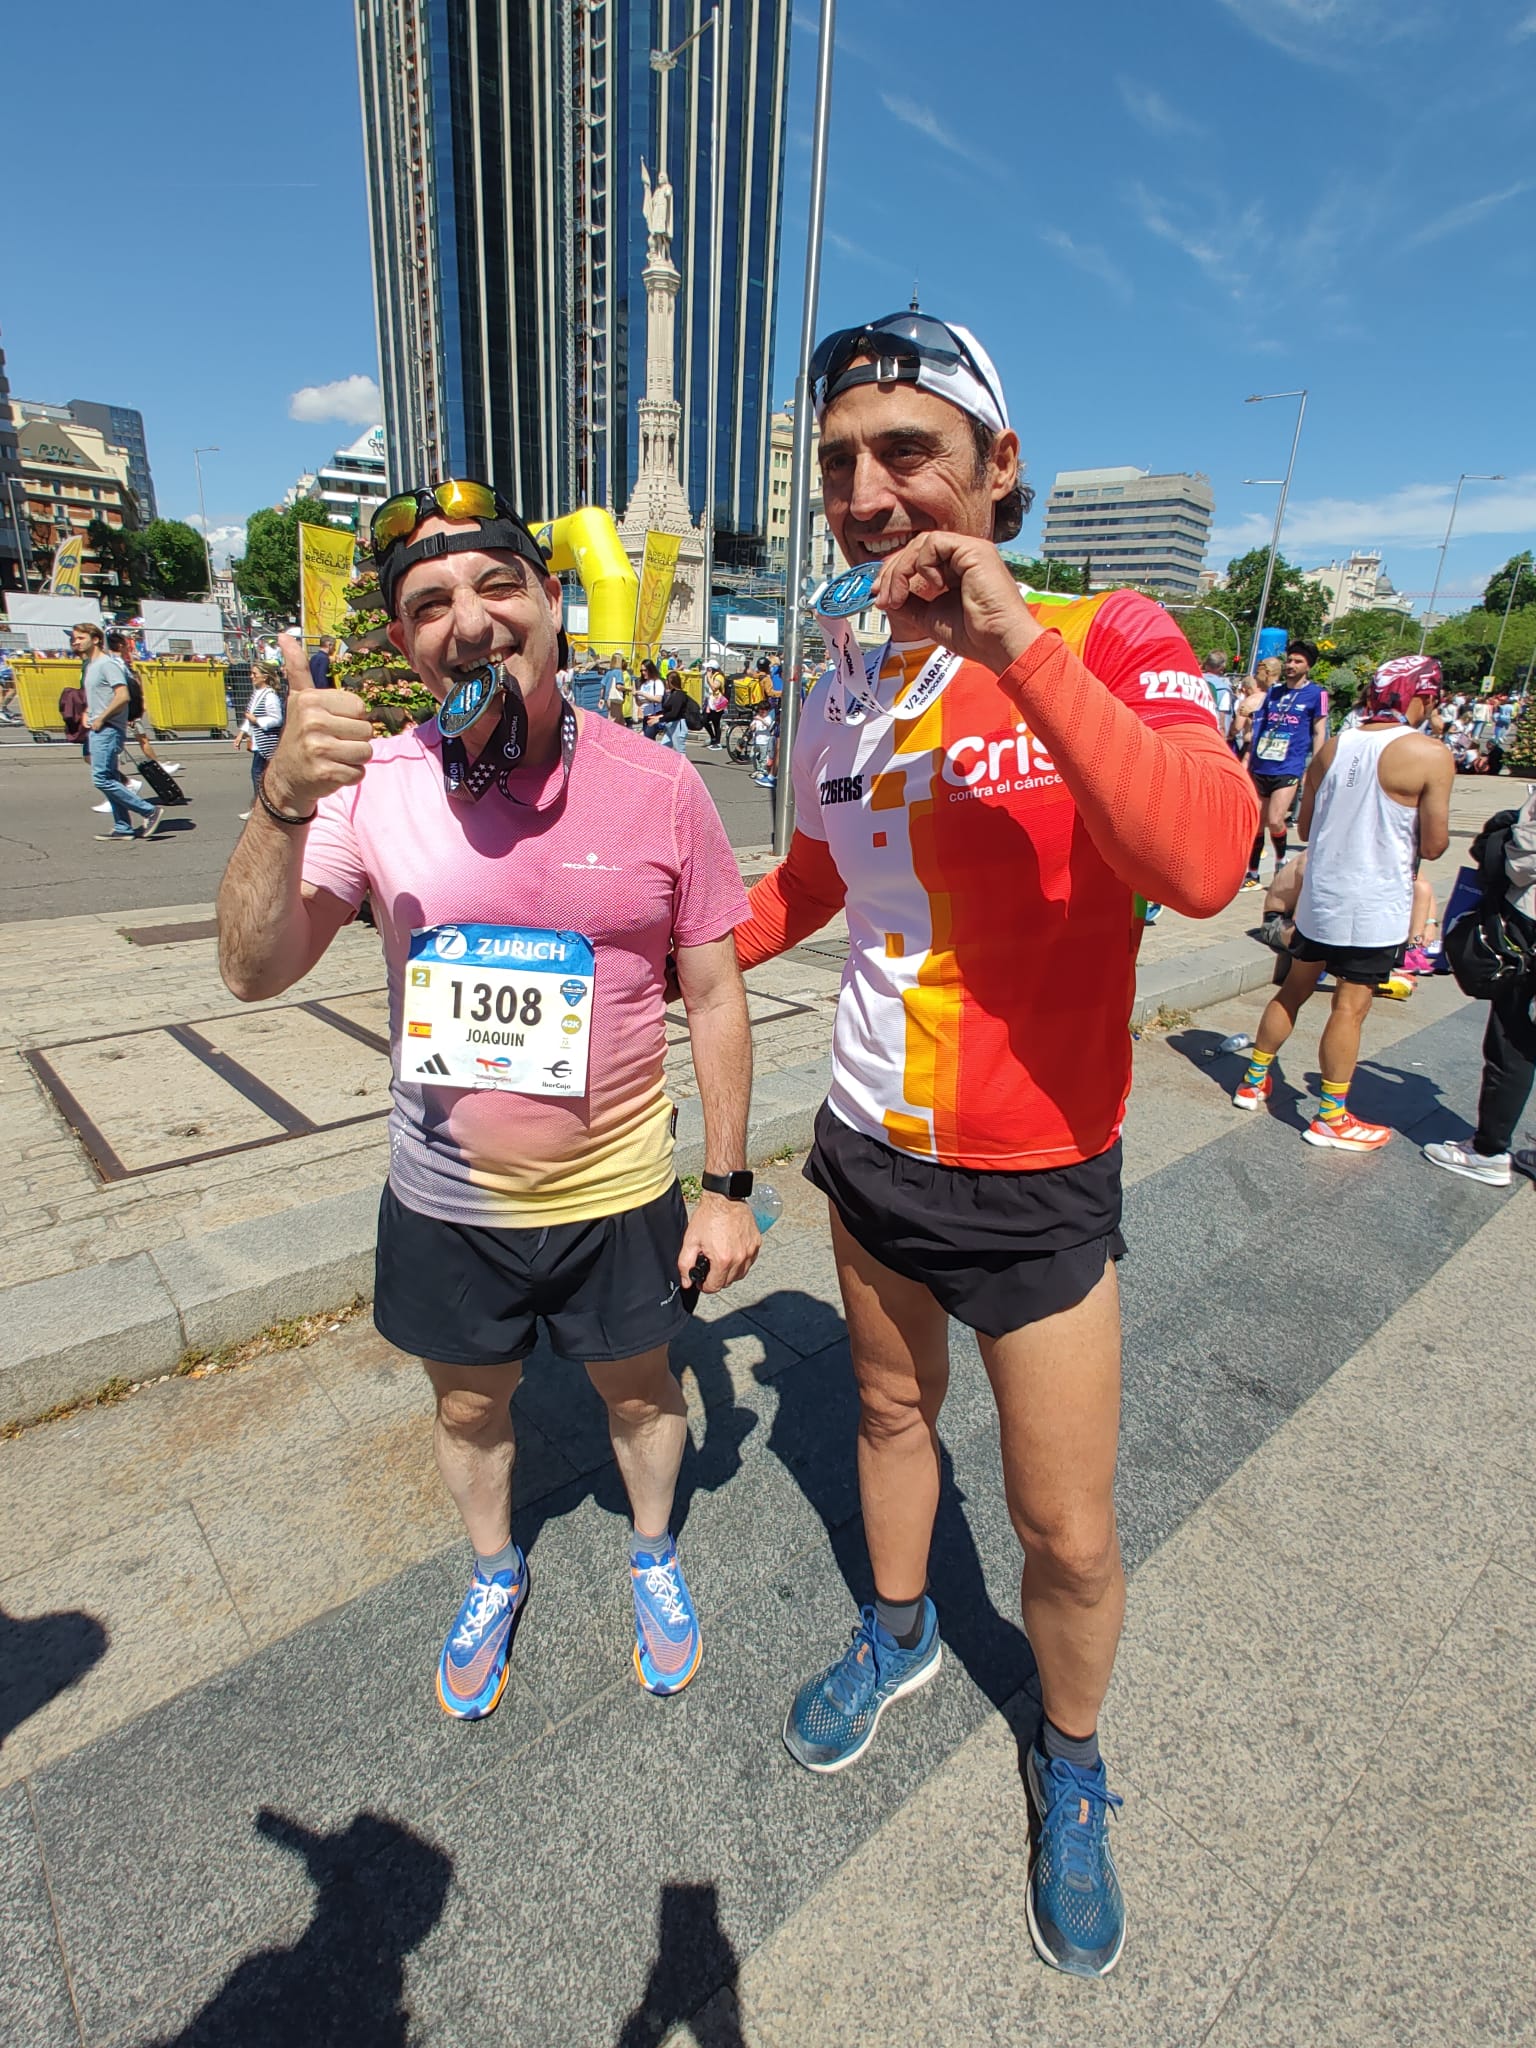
[803,1103,1125,1339]
[1250,770,1300,799]
[373,1181,693,1367]
[1289,928,1403,987]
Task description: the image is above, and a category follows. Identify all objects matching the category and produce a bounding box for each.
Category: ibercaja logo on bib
[560,978,588,1006]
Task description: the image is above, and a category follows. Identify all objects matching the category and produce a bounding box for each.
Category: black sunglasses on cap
[810,311,993,408]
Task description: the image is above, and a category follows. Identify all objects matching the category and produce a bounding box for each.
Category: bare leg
[587,1346,688,1539]
[423,1358,523,1555]
[829,1206,951,1603]
[979,1265,1125,1738]
[1254,956,1326,1056]
[1317,980,1375,1089]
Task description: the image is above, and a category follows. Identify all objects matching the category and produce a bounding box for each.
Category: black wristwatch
[700,1169,754,1201]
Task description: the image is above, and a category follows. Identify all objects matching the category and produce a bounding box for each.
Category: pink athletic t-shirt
[301,712,747,1227]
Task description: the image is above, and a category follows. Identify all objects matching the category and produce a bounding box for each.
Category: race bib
[400,924,594,1097]
[1255,731,1290,764]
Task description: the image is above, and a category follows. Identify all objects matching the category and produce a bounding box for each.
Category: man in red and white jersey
[736,309,1257,1977]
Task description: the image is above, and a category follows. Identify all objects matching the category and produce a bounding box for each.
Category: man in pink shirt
[217,480,760,1719]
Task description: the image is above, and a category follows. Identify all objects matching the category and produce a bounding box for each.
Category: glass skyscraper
[355,1,791,557]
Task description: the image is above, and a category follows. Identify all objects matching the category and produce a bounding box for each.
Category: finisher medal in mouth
[438,663,501,738]
[814,560,883,619]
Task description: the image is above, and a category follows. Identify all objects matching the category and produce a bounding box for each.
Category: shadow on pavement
[615,1881,745,2048]
[0,1603,108,1750]
[140,1809,453,2048]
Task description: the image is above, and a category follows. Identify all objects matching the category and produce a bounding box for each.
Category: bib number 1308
[399,923,595,1098]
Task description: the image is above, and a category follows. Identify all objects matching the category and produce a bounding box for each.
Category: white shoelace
[642,1561,689,1630]
[452,1576,511,1655]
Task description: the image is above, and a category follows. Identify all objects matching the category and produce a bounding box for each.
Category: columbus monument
[619,159,704,647]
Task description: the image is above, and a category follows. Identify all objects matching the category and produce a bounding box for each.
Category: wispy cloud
[826,231,908,281]
[1213,0,1431,68]
[1039,229,1133,302]
[288,375,382,426]
[1512,7,1536,35]
[1404,180,1532,248]
[879,93,999,174]
[1125,180,1264,299]
[1210,476,1536,557]
[1115,76,1195,136]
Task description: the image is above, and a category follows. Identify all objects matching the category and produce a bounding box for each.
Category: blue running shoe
[783,1601,942,1773]
[436,1556,527,1720]
[1025,1746,1126,1977]
[631,1538,702,1696]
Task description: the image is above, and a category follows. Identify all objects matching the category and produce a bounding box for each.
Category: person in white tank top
[1231,658,1454,1152]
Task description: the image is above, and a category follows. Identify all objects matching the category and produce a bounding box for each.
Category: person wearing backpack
[106,631,181,776]
[1424,784,1536,1185]
[658,678,696,753]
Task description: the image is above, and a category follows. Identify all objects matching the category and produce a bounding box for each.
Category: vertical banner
[47,533,86,594]
[298,521,357,643]
[633,531,680,659]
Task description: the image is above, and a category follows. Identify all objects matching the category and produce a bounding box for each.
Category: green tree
[1481,550,1536,620]
[133,518,210,601]
[1000,554,1084,595]
[1322,606,1419,671]
[233,498,334,618]
[86,518,140,603]
[1157,599,1243,668]
[1219,547,1329,653]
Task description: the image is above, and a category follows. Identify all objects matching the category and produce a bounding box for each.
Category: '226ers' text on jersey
[791,589,1220,1171]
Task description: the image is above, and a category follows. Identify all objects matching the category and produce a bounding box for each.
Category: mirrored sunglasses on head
[370,479,510,555]
[810,311,986,406]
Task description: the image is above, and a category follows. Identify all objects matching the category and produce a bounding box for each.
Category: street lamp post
[1420,473,1504,654]
[193,446,219,597]
[651,5,726,667]
[773,0,837,856]
[1242,388,1307,673]
[1489,551,1530,684]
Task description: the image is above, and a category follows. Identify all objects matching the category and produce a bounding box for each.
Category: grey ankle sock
[874,1593,925,1650]
[1041,1717,1101,1771]
[476,1538,522,1581]
[630,1527,671,1563]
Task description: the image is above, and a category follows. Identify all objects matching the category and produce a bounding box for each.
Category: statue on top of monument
[639,157,674,261]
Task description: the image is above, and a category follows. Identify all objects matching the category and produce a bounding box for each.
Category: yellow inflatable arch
[534,509,639,661]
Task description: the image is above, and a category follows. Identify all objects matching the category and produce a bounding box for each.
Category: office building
[0,331,25,591]
[63,399,157,522]
[1301,550,1411,623]
[1041,466,1214,597]
[302,424,390,534]
[355,0,791,559]
[14,411,137,599]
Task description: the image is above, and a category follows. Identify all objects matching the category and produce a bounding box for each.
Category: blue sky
[7,0,1533,609]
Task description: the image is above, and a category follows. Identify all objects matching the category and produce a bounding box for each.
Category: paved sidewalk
[1,977,1530,2044]
[0,774,1507,1423]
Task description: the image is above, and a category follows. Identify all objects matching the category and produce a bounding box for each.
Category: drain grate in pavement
[24,990,393,1182]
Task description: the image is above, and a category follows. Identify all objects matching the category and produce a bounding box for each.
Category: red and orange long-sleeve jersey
[736,588,1258,1170]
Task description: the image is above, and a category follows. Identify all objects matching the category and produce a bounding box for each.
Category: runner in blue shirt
[1241,640,1328,889]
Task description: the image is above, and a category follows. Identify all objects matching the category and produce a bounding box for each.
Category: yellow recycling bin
[142,662,228,734]
[12,659,76,736]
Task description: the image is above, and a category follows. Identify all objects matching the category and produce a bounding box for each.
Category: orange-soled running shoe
[1232,1070,1273,1111]
[1302,1111,1392,1151]
[631,1537,702,1696]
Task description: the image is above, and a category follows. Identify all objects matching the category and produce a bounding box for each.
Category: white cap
[813,320,1010,438]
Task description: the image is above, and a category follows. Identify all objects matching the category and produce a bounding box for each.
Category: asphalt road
[0,727,778,925]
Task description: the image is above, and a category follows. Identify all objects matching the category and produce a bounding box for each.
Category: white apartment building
[1041,466,1214,597]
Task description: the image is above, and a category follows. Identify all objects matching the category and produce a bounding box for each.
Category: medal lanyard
[813,564,960,728]
[440,679,579,807]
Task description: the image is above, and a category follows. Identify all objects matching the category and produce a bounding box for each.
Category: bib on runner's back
[400,924,595,1098]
